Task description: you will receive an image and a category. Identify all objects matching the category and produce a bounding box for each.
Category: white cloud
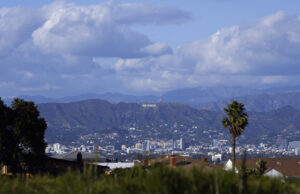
[32,3,150,58]
[1,1,188,60]
[1,2,300,96]
[0,1,190,96]
[31,1,189,58]
[114,58,146,72]
[114,12,300,92]
[140,42,172,56]
[0,7,44,57]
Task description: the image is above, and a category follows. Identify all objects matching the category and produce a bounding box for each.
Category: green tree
[0,98,47,173]
[222,101,248,171]
[0,98,21,173]
[256,159,267,176]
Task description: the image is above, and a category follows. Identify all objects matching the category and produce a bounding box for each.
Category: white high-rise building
[176,138,184,150]
[295,148,300,155]
[212,139,219,149]
[53,143,61,153]
[146,140,150,151]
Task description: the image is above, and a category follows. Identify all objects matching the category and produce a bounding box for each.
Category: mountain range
[4,85,300,113]
[2,93,159,105]
[3,85,300,147]
[37,99,300,147]
[195,91,300,112]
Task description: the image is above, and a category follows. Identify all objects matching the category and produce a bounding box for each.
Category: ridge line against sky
[1,0,300,97]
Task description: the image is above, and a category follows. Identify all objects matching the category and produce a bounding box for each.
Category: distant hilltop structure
[141,103,157,108]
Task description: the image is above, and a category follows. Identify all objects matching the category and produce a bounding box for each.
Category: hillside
[3,93,159,105]
[38,100,222,146]
[37,100,300,147]
[196,92,300,112]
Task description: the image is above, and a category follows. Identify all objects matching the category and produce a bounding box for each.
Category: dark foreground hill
[38,100,300,147]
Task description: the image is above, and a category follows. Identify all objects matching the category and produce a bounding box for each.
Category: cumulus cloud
[167,11,300,76]
[32,4,149,58]
[115,12,300,91]
[1,1,189,60]
[0,7,44,57]
[0,1,190,96]
[31,1,189,58]
[1,2,300,96]
[140,42,172,57]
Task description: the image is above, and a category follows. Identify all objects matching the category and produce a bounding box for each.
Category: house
[95,162,135,171]
[145,155,221,172]
[223,159,238,173]
[263,168,284,178]
[224,157,300,178]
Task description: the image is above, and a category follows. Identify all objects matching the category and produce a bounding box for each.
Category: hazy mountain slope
[161,86,263,104]
[37,100,300,146]
[246,106,300,137]
[5,85,300,110]
[196,92,300,112]
[3,93,159,105]
[38,100,223,146]
[38,100,221,131]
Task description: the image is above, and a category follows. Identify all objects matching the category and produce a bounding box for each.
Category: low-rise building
[224,157,300,178]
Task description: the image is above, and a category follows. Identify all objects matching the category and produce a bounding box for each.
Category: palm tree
[222,101,248,171]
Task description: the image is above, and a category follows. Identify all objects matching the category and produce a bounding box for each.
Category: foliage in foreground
[0,98,47,173]
[0,164,299,194]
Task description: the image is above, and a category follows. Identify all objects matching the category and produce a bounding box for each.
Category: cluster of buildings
[46,138,184,156]
[46,143,94,154]
[126,138,184,153]
[46,138,300,165]
[6,135,300,178]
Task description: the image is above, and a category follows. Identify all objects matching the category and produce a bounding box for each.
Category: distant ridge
[4,85,300,113]
[37,99,300,147]
[3,93,159,105]
[195,91,300,112]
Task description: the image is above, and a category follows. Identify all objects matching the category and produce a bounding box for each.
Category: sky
[1,0,300,97]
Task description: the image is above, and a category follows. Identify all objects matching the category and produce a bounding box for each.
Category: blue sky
[1,0,300,97]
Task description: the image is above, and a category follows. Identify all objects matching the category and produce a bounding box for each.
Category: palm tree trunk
[232,135,236,172]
